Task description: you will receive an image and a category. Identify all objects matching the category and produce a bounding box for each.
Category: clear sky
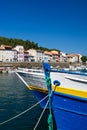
[0,0,87,55]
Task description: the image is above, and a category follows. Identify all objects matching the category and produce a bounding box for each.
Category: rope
[43,62,53,130]
[0,95,48,126]
[33,89,54,130]
[15,72,29,87]
[33,99,49,130]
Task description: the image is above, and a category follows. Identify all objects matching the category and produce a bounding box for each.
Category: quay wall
[0,62,70,68]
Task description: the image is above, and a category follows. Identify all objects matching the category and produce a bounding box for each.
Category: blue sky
[0,0,87,55]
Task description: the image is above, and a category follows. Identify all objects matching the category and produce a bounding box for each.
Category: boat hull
[52,91,87,130]
[29,86,48,109]
[16,66,87,129]
[17,71,46,89]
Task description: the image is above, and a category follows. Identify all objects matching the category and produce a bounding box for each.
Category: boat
[16,67,46,89]
[16,66,87,91]
[15,67,48,108]
[44,63,87,130]
[16,64,87,129]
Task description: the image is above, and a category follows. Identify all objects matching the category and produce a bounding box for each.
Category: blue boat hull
[31,89,48,109]
[52,92,87,130]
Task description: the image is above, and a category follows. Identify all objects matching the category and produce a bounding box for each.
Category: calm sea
[0,73,56,130]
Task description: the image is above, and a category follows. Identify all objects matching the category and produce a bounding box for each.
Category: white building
[67,54,80,63]
[78,54,82,63]
[12,49,18,61]
[27,49,36,62]
[27,49,44,62]
[50,50,60,62]
[36,50,44,62]
[0,45,17,62]
[14,45,24,62]
[60,52,67,62]
[43,51,52,62]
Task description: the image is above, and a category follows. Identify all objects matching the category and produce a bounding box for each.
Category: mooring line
[33,98,49,130]
[0,95,48,126]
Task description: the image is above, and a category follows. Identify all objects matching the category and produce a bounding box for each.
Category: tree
[0,36,61,52]
[81,56,87,64]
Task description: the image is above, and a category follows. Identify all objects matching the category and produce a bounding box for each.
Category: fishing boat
[15,67,49,108]
[16,66,87,90]
[51,85,87,130]
[43,63,87,130]
[16,67,46,89]
[17,63,87,130]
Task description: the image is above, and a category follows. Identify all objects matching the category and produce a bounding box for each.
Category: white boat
[16,66,87,91]
[16,67,47,89]
[43,63,87,130]
[50,70,87,91]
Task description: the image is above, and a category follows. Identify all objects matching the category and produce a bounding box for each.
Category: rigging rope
[33,88,54,130]
[33,98,49,130]
[0,95,48,126]
[43,63,53,130]
[15,72,29,87]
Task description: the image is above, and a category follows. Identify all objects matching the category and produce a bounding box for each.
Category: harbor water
[0,73,56,130]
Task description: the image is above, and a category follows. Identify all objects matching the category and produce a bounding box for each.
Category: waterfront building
[1,44,12,50]
[36,50,44,62]
[14,45,24,62]
[27,49,37,62]
[24,51,29,61]
[12,48,18,62]
[43,51,52,62]
[50,50,60,62]
[27,49,44,62]
[0,45,17,62]
[0,44,83,63]
[78,54,82,63]
[60,52,67,62]
[67,53,80,63]
[28,55,35,62]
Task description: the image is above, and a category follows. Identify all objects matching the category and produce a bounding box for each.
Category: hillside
[0,36,60,52]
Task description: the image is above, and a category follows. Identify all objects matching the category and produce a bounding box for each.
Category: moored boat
[51,85,87,130]
[16,67,46,89]
[16,64,87,129]
[44,63,87,130]
[15,67,48,108]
